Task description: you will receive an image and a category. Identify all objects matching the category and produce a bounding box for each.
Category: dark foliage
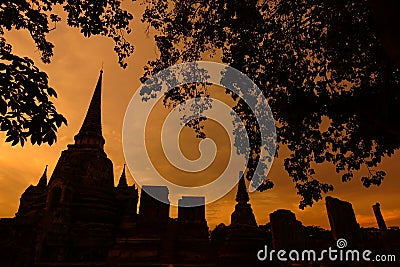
[0,0,134,146]
[141,0,400,208]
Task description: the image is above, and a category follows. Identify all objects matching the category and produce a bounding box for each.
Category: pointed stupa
[36,165,48,187]
[118,164,128,188]
[235,172,249,204]
[74,70,105,148]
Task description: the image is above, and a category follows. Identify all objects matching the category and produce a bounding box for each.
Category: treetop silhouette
[141,0,400,208]
[0,0,134,146]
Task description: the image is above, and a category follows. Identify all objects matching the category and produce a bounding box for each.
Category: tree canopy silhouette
[141,0,400,208]
[0,0,133,146]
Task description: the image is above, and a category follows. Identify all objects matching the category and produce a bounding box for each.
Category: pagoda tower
[35,70,119,262]
[217,173,265,267]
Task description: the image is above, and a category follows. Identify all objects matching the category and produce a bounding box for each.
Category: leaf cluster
[0,0,134,145]
[141,0,400,208]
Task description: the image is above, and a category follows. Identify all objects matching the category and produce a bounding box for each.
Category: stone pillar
[372,202,387,232]
[110,186,171,263]
[176,196,210,264]
[325,196,360,244]
[178,196,206,224]
[269,209,305,250]
[138,185,170,226]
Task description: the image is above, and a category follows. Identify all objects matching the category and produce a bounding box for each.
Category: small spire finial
[37,165,48,187]
[236,172,249,203]
[117,164,128,188]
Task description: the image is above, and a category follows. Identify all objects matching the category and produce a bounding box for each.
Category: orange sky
[0,2,399,229]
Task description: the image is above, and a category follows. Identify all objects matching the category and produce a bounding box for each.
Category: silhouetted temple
[0,72,399,267]
[0,71,212,267]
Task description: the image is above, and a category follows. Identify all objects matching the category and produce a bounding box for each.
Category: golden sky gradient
[1,2,399,229]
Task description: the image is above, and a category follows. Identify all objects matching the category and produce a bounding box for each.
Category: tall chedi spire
[235,171,249,204]
[36,165,48,187]
[218,172,264,266]
[231,172,257,226]
[74,70,105,148]
[118,164,128,188]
